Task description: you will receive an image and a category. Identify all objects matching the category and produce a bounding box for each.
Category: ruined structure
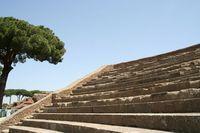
[2,44,200,132]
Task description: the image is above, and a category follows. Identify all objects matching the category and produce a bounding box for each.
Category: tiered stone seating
[8,44,200,133]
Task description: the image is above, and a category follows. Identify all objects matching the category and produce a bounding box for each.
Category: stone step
[86,58,200,86]
[56,88,200,107]
[9,126,63,133]
[84,63,199,87]
[72,72,200,95]
[101,50,200,78]
[110,59,196,78]
[113,47,200,72]
[82,64,200,89]
[45,98,200,113]
[20,119,170,133]
[121,66,199,85]
[101,49,199,82]
[32,113,200,133]
[56,79,200,103]
[85,78,116,86]
[73,75,200,97]
[81,65,200,91]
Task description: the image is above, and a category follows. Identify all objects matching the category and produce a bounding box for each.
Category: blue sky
[1,0,200,94]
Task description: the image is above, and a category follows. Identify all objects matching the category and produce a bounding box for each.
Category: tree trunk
[21,95,24,101]
[9,96,12,105]
[0,65,12,109]
[17,95,21,101]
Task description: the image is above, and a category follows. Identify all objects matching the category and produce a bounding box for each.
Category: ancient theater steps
[7,44,200,132]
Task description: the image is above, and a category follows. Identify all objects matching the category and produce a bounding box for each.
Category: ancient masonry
[1,44,200,133]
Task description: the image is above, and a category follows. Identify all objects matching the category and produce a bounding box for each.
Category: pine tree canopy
[0,17,66,66]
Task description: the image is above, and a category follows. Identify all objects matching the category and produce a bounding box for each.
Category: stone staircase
[7,44,200,133]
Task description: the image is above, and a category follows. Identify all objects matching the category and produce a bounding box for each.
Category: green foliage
[0,17,66,66]
[4,89,44,101]
[4,89,15,97]
[29,90,44,97]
